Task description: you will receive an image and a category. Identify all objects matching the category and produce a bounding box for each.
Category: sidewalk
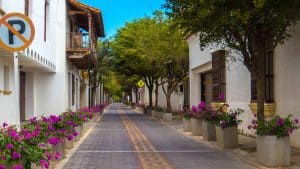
[157,116,300,169]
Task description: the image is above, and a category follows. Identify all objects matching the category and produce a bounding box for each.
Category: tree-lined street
[63,104,251,169]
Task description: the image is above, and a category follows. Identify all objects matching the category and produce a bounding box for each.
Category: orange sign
[0,12,35,52]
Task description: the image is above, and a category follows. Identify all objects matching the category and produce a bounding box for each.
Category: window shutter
[251,53,274,103]
[212,50,226,102]
[25,0,29,16]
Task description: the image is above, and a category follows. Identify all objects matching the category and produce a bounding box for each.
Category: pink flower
[2,122,8,128]
[67,135,73,141]
[12,164,23,169]
[54,151,61,160]
[6,143,13,150]
[12,151,21,159]
[40,159,49,169]
[45,151,52,161]
[294,119,299,124]
[73,131,78,137]
[47,137,60,146]
[191,106,198,113]
[198,101,206,110]
[0,164,5,169]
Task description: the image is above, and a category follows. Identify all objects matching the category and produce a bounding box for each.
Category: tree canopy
[165,0,300,120]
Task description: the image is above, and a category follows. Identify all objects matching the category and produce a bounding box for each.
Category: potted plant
[190,103,205,136]
[155,107,164,120]
[163,109,173,122]
[202,109,220,141]
[248,115,298,167]
[216,108,243,149]
[182,110,192,132]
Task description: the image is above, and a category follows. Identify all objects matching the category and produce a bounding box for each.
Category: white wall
[274,23,300,147]
[0,55,19,125]
[143,83,184,112]
[187,34,254,135]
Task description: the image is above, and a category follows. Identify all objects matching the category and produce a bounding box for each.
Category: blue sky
[81,0,166,38]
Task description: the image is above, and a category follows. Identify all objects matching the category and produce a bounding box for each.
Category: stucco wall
[0,55,19,125]
[143,83,184,112]
[274,23,300,147]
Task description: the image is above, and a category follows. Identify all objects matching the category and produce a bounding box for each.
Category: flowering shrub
[248,115,299,138]
[217,108,244,128]
[0,104,105,169]
[189,101,209,120]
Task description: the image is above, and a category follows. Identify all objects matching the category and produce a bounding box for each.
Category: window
[25,0,29,16]
[4,65,9,90]
[251,53,274,103]
[44,0,49,41]
[212,50,226,102]
[178,84,184,93]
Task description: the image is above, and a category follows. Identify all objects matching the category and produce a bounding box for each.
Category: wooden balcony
[66,32,95,69]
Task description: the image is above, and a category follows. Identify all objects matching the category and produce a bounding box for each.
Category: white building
[140,80,190,112]
[187,24,300,147]
[0,0,104,126]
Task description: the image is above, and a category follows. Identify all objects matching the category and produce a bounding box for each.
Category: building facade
[187,23,300,147]
[0,0,104,126]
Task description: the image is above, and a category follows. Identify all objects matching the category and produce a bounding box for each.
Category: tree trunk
[148,85,153,110]
[166,92,172,113]
[91,87,97,107]
[155,81,159,109]
[256,52,266,121]
[135,88,138,104]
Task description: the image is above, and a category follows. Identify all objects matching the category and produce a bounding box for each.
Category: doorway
[201,72,213,105]
[20,71,26,122]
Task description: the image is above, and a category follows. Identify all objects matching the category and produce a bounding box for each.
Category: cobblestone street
[63,104,252,169]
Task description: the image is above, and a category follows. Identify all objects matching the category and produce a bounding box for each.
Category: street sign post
[137,80,145,88]
[0,12,35,52]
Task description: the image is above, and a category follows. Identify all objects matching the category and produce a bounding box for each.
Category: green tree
[165,0,300,120]
[111,16,164,109]
[90,40,112,106]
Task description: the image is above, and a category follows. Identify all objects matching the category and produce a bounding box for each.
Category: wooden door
[20,72,26,122]
[201,72,213,105]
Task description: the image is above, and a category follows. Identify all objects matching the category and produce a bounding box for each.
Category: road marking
[120,109,174,169]
[75,150,214,153]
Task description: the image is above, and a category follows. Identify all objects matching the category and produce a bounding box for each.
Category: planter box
[202,121,216,141]
[54,143,65,159]
[163,113,172,122]
[216,126,238,149]
[182,118,191,132]
[74,125,82,142]
[191,118,202,136]
[64,138,74,149]
[256,135,290,167]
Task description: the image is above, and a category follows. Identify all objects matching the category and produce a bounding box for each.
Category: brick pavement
[63,104,253,169]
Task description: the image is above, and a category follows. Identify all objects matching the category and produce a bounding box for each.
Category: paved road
[63,104,252,169]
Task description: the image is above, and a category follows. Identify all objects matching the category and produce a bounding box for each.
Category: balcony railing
[66,32,90,50]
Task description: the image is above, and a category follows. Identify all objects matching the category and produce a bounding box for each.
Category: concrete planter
[163,113,172,122]
[191,118,202,136]
[54,143,65,159]
[182,118,191,132]
[256,135,290,167]
[216,126,238,149]
[202,121,216,141]
[64,138,74,149]
[74,125,82,141]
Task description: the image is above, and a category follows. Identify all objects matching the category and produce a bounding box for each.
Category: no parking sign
[0,12,35,52]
